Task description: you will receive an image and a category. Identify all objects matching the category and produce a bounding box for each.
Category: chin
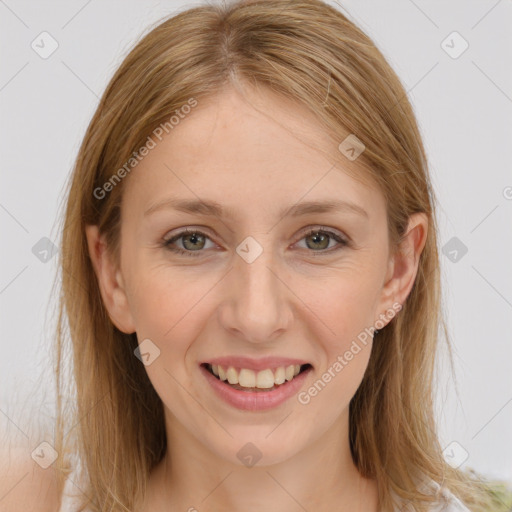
[205,429,308,468]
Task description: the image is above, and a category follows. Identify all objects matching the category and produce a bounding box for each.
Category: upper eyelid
[164,227,216,244]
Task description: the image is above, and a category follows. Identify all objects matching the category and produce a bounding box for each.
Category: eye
[162,226,349,258]
[162,228,215,257]
[295,227,349,253]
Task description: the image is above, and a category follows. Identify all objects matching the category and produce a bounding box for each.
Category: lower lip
[199,364,312,411]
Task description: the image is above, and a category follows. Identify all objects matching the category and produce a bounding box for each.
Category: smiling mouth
[201,363,313,392]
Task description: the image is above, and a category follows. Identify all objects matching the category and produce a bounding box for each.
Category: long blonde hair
[52,0,494,510]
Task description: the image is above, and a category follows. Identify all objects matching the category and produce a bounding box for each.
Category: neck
[143,407,379,512]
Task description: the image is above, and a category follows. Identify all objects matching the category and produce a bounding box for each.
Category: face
[86,83,426,468]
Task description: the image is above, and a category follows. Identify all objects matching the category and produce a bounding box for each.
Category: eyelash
[162,227,349,258]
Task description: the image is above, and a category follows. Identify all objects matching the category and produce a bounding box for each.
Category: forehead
[121,85,384,223]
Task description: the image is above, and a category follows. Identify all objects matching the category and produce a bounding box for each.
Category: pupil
[309,232,328,250]
[184,233,203,250]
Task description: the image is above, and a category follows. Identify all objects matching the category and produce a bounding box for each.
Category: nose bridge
[220,236,291,342]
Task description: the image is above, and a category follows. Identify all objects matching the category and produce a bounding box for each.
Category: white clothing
[393,479,472,512]
[58,454,92,512]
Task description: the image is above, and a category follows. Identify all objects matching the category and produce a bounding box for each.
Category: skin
[86,82,427,512]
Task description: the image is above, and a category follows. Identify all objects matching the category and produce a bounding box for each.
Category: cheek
[308,266,382,354]
[299,286,375,420]
[126,264,214,340]
[126,267,215,408]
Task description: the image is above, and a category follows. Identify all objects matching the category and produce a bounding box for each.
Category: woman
[2,0,495,510]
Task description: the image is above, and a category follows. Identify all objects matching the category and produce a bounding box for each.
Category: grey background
[0,0,511,483]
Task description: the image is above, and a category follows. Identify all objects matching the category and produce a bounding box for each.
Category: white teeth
[209,364,306,389]
[226,366,238,385]
[274,366,286,385]
[238,369,256,387]
[256,369,275,389]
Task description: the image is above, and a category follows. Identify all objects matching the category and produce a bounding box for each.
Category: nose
[217,242,293,344]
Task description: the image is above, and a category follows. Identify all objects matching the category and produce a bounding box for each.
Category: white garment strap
[57,457,90,512]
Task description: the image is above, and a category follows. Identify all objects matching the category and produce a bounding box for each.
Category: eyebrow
[143,197,369,220]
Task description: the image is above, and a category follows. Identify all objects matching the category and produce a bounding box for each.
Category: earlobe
[84,224,136,334]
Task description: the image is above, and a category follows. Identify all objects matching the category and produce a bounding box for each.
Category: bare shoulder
[0,440,61,512]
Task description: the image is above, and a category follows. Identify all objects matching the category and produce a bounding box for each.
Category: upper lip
[201,356,311,372]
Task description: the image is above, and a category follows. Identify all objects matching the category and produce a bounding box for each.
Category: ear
[376,212,429,325]
[85,224,136,334]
